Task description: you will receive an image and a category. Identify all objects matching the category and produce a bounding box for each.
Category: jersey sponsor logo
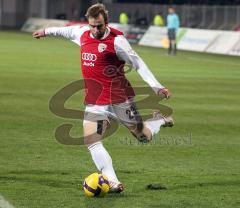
[82,53,97,61]
[83,62,94,67]
[98,43,107,53]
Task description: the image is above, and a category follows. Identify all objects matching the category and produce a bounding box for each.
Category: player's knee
[129,122,152,143]
[84,135,102,147]
[83,120,108,146]
[130,128,152,143]
[131,131,152,143]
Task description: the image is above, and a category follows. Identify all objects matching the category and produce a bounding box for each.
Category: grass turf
[0,31,240,208]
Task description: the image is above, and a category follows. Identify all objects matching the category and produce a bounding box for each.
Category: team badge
[98,43,107,53]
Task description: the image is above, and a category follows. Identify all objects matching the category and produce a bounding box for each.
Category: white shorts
[83,99,143,128]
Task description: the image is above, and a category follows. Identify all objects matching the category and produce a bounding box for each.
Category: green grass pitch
[0,31,240,208]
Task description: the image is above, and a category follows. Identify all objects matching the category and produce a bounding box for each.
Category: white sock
[88,141,120,183]
[145,118,165,135]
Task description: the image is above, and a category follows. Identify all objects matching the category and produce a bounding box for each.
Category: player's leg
[172,35,177,55]
[168,40,172,55]
[127,114,173,142]
[112,101,148,142]
[83,112,119,185]
[167,29,171,54]
[168,29,177,55]
[172,30,177,55]
[113,101,173,142]
[144,111,174,138]
[172,40,177,55]
[83,109,123,193]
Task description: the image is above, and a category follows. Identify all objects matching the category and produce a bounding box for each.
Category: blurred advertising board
[125,26,148,44]
[206,31,240,55]
[229,39,240,56]
[21,18,69,32]
[139,26,240,56]
[109,23,148,43]
[21,18,240,56]
[177,29,220,52]
[139,26,168,48]
[139,26,186,48]
[22,19,145,44]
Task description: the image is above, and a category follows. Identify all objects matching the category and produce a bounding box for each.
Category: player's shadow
[0,170,139,208]
[3,169,71,176]
[0,175,75,189]
[0,170,139,198]
[2,171,239,191]
[0,170,82,189]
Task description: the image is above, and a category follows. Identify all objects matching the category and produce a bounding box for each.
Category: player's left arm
[114,35,171,99]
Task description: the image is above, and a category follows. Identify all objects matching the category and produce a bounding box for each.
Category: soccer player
[167,7,180,55]
[33,3,173,193]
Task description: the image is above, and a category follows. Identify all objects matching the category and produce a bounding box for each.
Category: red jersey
[80,27,135,105]
[45,25,164,105]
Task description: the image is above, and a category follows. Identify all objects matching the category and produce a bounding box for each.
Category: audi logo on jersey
[82,53,97,61]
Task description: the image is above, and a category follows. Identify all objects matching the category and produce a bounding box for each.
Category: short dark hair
[85,3,109,24]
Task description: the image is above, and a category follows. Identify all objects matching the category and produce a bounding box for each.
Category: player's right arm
[32,25,89,46]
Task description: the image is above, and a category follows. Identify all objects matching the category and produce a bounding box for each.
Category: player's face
[168,8,174,14]
[88,14,107,40]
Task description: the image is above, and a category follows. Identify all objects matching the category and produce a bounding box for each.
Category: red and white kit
[45,25,164,107]
[44,25,170,191]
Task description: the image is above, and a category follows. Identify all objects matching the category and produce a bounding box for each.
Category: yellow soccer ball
[83,173,110,197]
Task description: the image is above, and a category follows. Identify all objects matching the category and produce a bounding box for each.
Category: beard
[92,29,106,40]
[94,33,104,39]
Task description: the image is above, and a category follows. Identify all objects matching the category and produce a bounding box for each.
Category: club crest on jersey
[98,43,107,53]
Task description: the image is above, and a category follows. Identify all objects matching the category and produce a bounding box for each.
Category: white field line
[0,195,15,208]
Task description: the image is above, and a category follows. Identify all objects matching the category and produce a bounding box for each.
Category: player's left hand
[158,88,171,99]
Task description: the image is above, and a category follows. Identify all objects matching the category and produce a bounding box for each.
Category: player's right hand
[32,29,45,39]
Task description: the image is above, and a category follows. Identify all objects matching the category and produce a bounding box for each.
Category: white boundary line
[0,195,15,208]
